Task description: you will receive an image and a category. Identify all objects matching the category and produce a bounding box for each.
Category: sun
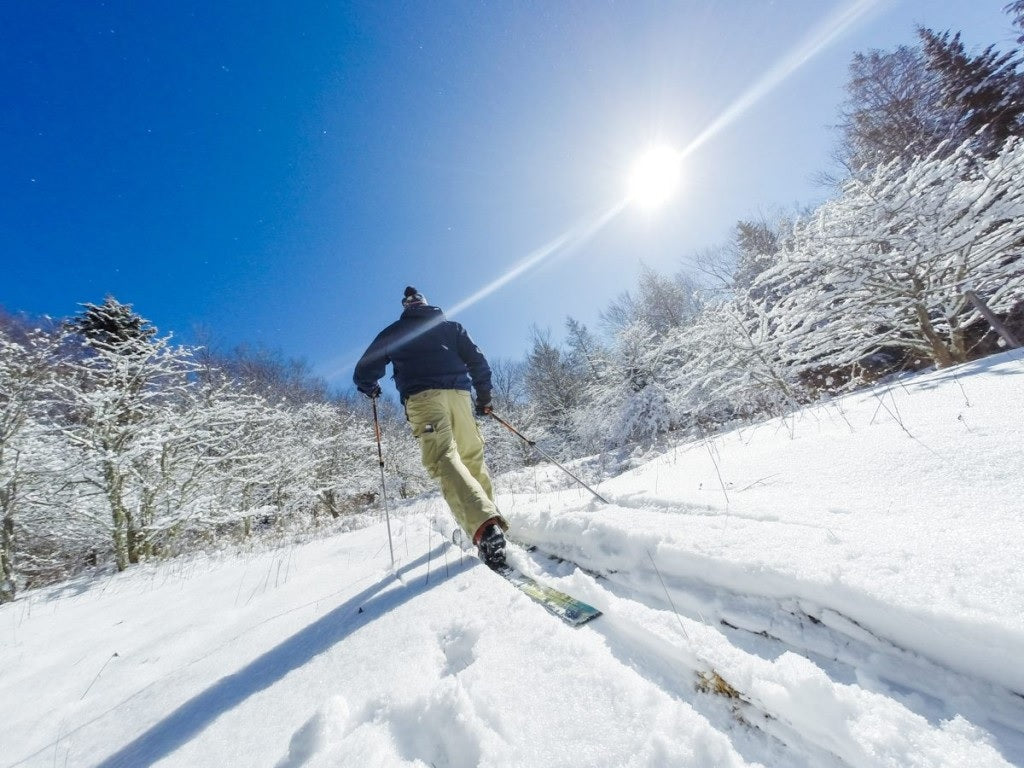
[627,144,682,211]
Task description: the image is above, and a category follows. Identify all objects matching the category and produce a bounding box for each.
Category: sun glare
[627,145,682,210]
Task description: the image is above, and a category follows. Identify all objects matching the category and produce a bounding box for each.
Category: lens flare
[323,0,883,384]
[679,0,882,163]
[447,199,627,317]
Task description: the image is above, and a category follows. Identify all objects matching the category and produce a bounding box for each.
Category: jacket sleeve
[353,331,390,395]
[455,324,492,397]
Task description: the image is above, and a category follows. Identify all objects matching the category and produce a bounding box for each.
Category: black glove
[474,392,492,416]
[362,384,382,399]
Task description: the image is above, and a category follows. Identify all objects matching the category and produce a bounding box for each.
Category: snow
[2,350,1023,767]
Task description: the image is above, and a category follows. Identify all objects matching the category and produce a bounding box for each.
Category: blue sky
[1,1,1016,391]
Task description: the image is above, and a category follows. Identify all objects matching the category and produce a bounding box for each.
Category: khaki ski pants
[405,389,505,540]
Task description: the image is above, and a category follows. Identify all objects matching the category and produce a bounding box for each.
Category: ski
[486,560,602,626]
[444,525,601,626]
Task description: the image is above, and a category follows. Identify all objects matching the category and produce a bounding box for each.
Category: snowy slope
[1,350,1022,767]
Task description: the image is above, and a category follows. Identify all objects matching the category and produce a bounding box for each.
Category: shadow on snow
[93,543,470,768]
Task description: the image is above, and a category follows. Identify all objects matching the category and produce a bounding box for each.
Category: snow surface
[2,350,1023,767]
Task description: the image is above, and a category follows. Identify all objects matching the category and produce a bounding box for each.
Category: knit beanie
[402,286,427,307]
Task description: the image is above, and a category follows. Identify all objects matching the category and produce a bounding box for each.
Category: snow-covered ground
[2,350,1023,767]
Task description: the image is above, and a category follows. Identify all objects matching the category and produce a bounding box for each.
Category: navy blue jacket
[353,305,492,402]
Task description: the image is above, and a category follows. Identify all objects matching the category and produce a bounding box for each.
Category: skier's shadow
[94,543,471,768]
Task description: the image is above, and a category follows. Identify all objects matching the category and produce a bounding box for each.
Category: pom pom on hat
[402,286,427,307]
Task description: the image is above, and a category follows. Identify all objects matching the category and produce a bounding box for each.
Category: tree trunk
[914,302,956,368]
[127,518,144,565]
[104,461,130,571]
[321,489,339,519]
[948,318,967,363]
[1,486,15,604]
[965,290,1022,348]
[136,487,156,563]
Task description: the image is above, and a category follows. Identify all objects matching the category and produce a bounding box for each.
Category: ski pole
[488,411,609,504]
[371,396,396,568]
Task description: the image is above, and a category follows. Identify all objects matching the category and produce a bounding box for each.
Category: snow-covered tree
[920,27,1024,159]
[587,320,673,446]
[835,45,951,173]
[663,299,804,428]
[523,327,585,453]
[757,137,1024,375]
[122,378,266,554]
[201,343,330,406]
[836,25,1024,174]
[732,219,784,296]
[0,325,104,596]
[601,266,701,336]
[56,298,196,570]
[481,358,535,473]
[1008,0,1024,44]
[0,330,55,601]
[270,401,383,525]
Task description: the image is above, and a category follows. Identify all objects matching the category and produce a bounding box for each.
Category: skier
[353,286,509,566]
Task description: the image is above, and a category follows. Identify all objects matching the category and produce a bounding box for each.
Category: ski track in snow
[1,351,1022,767]
[514,539,1022,768]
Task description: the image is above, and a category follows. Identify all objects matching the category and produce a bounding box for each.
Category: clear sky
[1,1,1017,392]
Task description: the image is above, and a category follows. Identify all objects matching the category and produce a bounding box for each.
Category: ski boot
[475,521,507,568]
